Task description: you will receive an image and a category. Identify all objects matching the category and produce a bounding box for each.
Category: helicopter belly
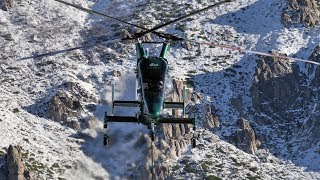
[138,57,168,117]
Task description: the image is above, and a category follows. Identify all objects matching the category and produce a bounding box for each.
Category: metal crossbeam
[163,102,184,109]
[105,116,139,122]
[113,100,141,108]
[159,117,194,124]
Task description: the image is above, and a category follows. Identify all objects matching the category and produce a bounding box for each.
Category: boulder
[67,120,81,130]
[135,28,152,42]
[112,70,122,77]
[121,29,131,39]
[48,95,68,122]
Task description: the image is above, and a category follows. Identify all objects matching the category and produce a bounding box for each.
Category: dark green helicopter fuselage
[104,42,196,146]
[136,43,170,120]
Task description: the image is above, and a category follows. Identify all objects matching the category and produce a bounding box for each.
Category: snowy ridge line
[190,40,320,66]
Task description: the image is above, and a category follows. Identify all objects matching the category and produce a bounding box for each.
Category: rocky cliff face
[282,0,320,27]
[251,51,305,126]
[295,46,320,153]
[1,0,320,179]
[250,48,320,164]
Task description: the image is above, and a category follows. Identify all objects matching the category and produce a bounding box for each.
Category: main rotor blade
[53,0,145,30]
[52,0,182,40]
[186,39,320,66]
[133,0,234,39]
[17,38,122,60]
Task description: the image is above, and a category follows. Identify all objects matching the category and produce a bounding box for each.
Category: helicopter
[103,41,198,147]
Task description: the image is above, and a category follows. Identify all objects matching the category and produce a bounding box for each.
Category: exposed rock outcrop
[296,46,320,151]
[48,82,97,130]
[121,29,131,39]
[307,45,320,78]
[1,0,13,11]
[298,116,320,150]
[229,118,260,154]
[112,69,122,77]
[250,51,308,151]
[282,0,320,27]
[135,28,152,42]
[155,80,192,178]
[230,96,244,116]
[6,145,32,180]
[308,46,320,63]
[250,47,320,159]
[251,51,305,125]
[204,103,220,130]
[7,145,24,180]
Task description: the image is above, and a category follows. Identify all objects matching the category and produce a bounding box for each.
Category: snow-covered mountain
[0,0,320,179]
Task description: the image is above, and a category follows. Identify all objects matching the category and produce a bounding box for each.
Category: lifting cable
[151,141,155,180]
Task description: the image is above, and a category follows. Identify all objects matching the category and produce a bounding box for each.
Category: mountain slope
[0,0,320,179]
